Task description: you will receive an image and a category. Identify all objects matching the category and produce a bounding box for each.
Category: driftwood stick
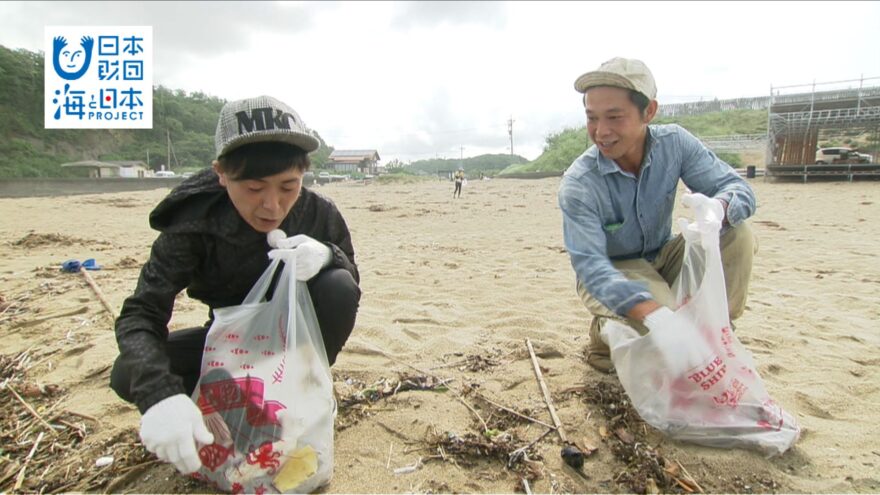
[0,461,22,487]
[525,338,567,443]
[676,460,704,493]
[13,431,44,491]
[475,392,556,430]
[10,306,89,330]
[0,300,16,318]
[79,268,116,318]
[674,478,696,493]
[456,395,488,433]
[103,459,162,493]
[7,386,59,436]
[62,410,100,423]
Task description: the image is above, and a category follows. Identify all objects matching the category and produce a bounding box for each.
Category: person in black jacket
[110,95,360,474]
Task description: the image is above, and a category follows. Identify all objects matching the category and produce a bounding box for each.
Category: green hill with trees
[400,153,528,177]
[0,45,334,177]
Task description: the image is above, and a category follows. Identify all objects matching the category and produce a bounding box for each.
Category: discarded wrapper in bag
[190,248,336,492]
[601,213,800,456]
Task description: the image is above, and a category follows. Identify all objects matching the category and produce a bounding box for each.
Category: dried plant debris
[457,353,502,372]
[115,256,143,269]
[582,381,706,494]
[0,351,204,493]
[77,197,144,208]
[1,353,85,492]
[463,388,549,432]
[422,386,552,483]
[425,427,545,481]
[437,350,506,373]
[0,291,31,325]
[335,375,451,430]
[729,474,781,493]
[11,232,110,249]
[338,375,451,408]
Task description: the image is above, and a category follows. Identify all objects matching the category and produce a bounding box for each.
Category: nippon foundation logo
[44,26,153,129]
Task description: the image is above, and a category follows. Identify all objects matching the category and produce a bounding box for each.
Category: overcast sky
[2,1,879,163]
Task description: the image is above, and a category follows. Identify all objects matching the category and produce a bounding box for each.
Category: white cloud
[2,0,879,163]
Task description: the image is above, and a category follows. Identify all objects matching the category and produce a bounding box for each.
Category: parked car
[815,147,869,164]
[303,171,316,186]
[153,170,176,178]
[854,152,873,163]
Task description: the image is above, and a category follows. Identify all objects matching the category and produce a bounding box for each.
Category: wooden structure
[655,77,880,183]
[60,160,150,178]
[327,150,381,175]
[767,79,880,166]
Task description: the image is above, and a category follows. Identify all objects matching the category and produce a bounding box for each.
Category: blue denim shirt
[558,124,756,317]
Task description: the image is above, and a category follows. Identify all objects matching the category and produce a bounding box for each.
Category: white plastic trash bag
[601,214,800,457]
[191,249,335,493]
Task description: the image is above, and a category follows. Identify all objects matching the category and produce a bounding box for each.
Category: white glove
[267,230,332,281]
[140,394,214,474]
[682,192,724,228]
[643,306,678,330]
[643,307,713,377]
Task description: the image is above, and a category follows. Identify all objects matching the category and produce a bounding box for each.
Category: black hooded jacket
[114,168,358,413]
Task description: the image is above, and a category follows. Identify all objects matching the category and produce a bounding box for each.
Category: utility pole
[507,116,515,156]
[166,129,171,172]
[460,146,464,160]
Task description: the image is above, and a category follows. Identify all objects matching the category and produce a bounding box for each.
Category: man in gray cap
[557,58,757,373]
[110,95,360,474]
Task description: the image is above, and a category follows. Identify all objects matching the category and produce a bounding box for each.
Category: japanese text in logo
[44,26,153,129]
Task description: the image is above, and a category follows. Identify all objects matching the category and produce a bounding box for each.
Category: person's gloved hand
[643,307,712,377]
[267,230,332,281]
[643,306,678,331]
[140,394,214,474]
[682,192,725,228]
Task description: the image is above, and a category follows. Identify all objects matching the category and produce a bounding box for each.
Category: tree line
[0,45,333,178]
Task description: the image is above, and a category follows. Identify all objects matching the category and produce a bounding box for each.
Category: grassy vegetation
[403,153,528,177]
[374,173,433,185]
[501,109,768,174]
[653,108,767,136]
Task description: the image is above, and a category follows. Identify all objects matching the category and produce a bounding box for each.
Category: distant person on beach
[109,95,360,474]
[557,57,757,373]
[453,168,465,198]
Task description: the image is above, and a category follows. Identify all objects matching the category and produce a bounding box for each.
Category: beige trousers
[578,222,756,371]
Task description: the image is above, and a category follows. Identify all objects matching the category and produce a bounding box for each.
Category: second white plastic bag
[601,214,800,457]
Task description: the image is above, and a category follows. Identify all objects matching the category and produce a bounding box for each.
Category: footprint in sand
[795,392,834,419]
[754,220,788,231]
[393,317,441,325]
[851,357,880,366]
[763,363,784,375]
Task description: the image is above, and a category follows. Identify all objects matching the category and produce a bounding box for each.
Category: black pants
[110,268,360,401]
[454,181,462,197]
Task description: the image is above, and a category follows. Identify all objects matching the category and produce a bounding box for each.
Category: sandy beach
[1,176,879,493]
